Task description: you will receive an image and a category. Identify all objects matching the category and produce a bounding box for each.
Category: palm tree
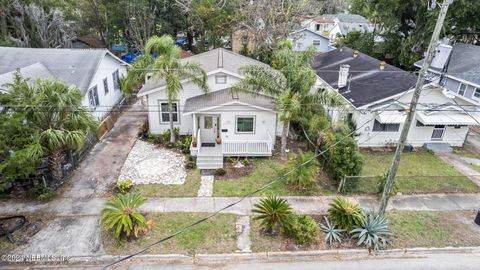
[253,196,293,234]
[235,44,317,160]
[122,35,209,143]
[4,73,98,181]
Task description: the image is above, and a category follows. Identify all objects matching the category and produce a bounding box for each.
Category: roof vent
[338,64,350,88]
[353,50,359,58]
[379,61,386,70]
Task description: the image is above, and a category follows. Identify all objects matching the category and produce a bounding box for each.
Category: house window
[204,116,213,129]
[315,24,320,31]
[215,74,227,84]
[458,83,467,96]
[439,76,447,86]
[236,116,255,133]
[112,69,120,91]
[103,78,109,94]
[473,88,480,99]
[159,101,179,123]
[313,39,321,46]
[372,120,399,132]
[88,86,100,108]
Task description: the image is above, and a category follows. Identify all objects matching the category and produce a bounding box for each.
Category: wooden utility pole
[378,0,453,215]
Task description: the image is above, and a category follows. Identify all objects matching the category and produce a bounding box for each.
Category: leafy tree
[323,133,363,185]
[285,151,319,191]
[252,196,293,234]
[1,73,98,182]
[101,192,147,239]
[236,44,317,160]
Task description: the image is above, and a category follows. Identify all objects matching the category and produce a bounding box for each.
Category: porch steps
[196,155,223,169]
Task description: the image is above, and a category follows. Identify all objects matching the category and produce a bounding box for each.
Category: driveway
[8,99,147,256]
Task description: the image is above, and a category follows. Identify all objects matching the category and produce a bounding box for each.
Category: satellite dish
[442,88,455,99]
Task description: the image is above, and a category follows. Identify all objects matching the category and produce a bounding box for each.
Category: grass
[134,169,201,197]
[102,213,237,255]
[213,158,335,197]
[453,147,480,159]
[347,150,480,194]
[388,211,480,248]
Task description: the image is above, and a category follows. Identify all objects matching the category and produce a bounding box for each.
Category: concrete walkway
[438,153,480,187]
[2,193,479,217]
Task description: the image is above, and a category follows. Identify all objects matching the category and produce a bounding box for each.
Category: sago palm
[252,196,292,234]
[285,150,319,190]
[328,196,364,230]
[3,74,98,181]
[101,192,147,239]
[236,44,317,160]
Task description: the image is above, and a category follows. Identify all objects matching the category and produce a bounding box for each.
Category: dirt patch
[215,159,256,180]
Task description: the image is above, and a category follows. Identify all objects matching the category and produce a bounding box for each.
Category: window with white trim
[88,86,100,108]
[312,39,321,46]
[236,116,255,133]
[215,74,227,84]
[372,119,399,132]
[458,83,467,96]
[473,88,480,99]
[159,101,179,123]
[103,78,109,94]
[112,69,120,91]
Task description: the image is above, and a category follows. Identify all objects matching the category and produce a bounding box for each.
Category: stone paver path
[236,215,251,253]
[197,175,214,197]
[118,140,186,185]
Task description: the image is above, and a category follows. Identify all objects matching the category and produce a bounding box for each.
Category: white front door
[200,115,217,143]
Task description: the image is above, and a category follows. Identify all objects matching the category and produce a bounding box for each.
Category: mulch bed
[215,159,256,180]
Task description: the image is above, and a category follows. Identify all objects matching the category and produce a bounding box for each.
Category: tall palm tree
[4,73,98,181]
[235,45,317,160]
[122,35,209,143]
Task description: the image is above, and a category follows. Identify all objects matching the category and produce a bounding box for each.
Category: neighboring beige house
[231,27,256,54]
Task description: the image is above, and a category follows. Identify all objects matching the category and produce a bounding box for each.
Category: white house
[137,48,282,169]
[0,47,129,120]
[302,14,373,43]
[288,28,330,53]
[312,47,480,148]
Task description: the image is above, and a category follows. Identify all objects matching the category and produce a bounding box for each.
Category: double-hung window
[312,39,321,46]
[372,119,399,132]
[112,69,120,91]
[473,88,480,100]
[88,86,100,109]
[159,101,179,123]
[458,83,467,96]
[103,78,109,94]
[236,116,255,133]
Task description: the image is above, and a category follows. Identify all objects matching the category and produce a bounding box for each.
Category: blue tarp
[176,37,187,46]
[121,52,140,64]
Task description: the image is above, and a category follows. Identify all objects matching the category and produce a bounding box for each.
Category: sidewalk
[2,193,479,217]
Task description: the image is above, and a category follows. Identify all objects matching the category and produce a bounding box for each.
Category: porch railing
[222,130,274,156]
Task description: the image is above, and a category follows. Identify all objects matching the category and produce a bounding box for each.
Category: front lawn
[134,169,201,197]
[388,211,480,248]
[213,158,334,197]
[102,213,237,255]
[347,150,480,194]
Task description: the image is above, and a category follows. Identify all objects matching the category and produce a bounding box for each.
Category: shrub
[101,193,147,239]
[327,196,364,230]
[161,129,170,142]
[214,168,226,176]
[146,133,161,144]
[320,216,344,245]
[323,134,363,188]
[253,196,292,234]
[242,159,250,166]
[225,156,234,163]
[377,172,398,197]
[30,186,55,201]
[185,161,196,169]
[284,151,319,190]
[116,179,133,194]
[351,211,391,252]
[284,214,320,245]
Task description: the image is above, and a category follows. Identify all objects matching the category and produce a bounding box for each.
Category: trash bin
[475,209,480,226]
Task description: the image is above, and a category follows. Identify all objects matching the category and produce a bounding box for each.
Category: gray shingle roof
[138,48,267,95]
[312,47,418,108]
[183,88,275,113]
[0,46,126,94]
[415,43,480,86]
[0,63,54,92]
[322,13,369,24]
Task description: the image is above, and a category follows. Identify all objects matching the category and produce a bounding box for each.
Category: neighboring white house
[312,47,480,148]
[414,41,480,104]
[288,28,330,53]
[302,14,373,43]
[137,48,282,169]
[0,47,129,120]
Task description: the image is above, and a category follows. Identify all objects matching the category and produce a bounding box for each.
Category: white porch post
[193,113,198,137]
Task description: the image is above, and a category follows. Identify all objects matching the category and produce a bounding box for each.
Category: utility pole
[378,0,453,215]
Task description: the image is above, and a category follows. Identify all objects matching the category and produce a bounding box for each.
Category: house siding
[81,54,127,120]
[289,30,329,53]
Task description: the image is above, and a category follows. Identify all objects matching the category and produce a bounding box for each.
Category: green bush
[284,214,320,245]
[323,134,363,188]
[327,196,364,230]
[185,161,196,169]
[253,196,292,234]
[101,193,147,239]
[214,168,226,176]
[285,151,319,190]
[146,133,161,144]
[377,172,398,197]
[30,185,56,201]
[225,156,234,163]
[242,159,250,166]
[116,179,133,194]
[162,129,170,142]
[351,211,391,252]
